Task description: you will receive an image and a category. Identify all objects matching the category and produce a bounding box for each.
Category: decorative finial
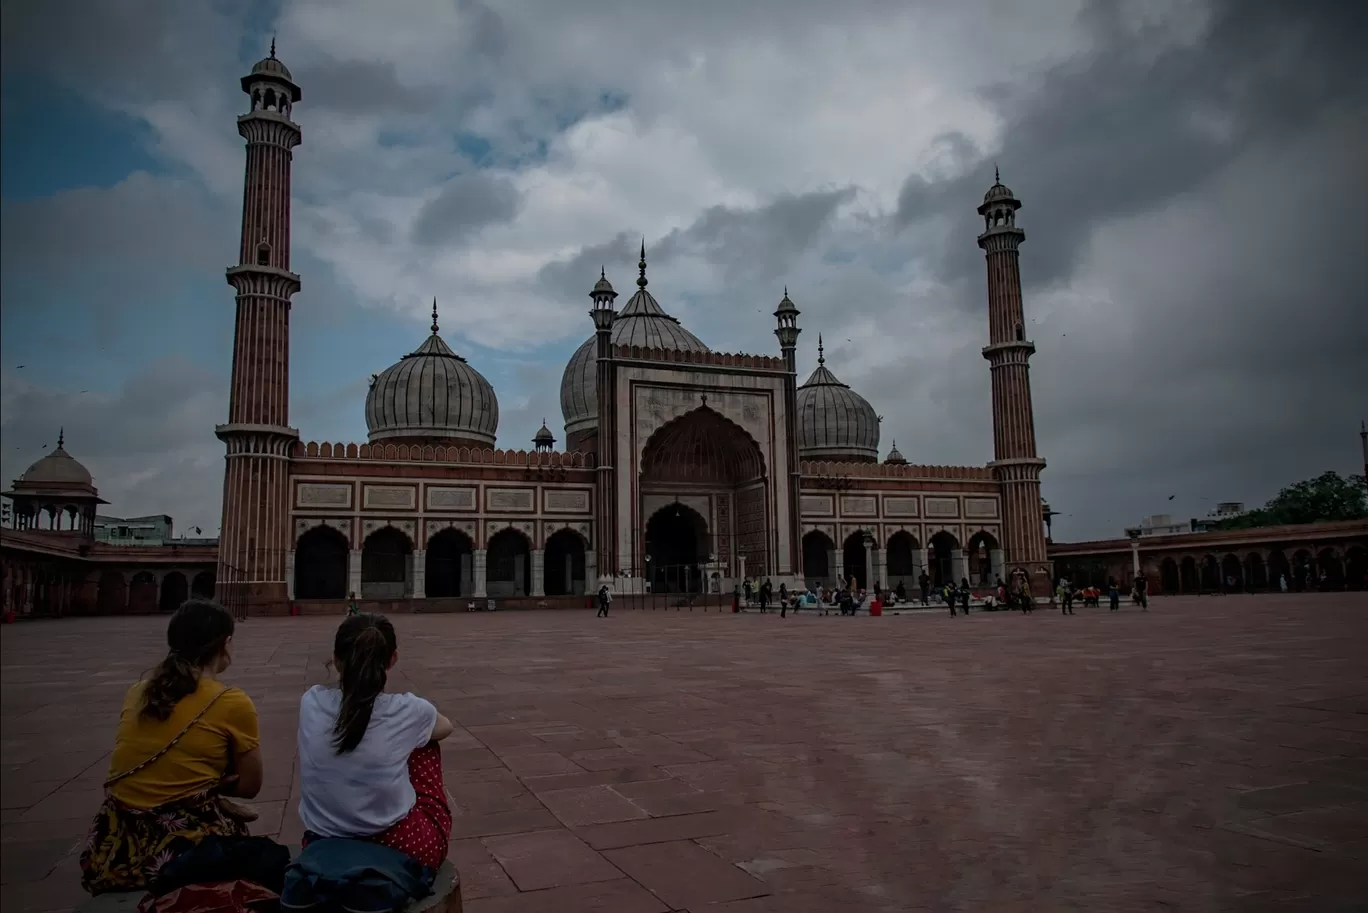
[817,334,825,365]
[270,34,277,59]
[637,239,648,289]
[431,297,439,335]
[600,266,606,280]
[57,427,64,449]
[783,285,789,297]
[701,394,708,407]
[994,163,1000,184]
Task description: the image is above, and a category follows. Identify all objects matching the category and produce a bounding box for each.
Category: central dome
[365,302,499,448]
[560,253,709,450]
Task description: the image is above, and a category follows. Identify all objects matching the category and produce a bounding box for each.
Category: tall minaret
[774,288,803,579]
[977,169,1050,590]
[215,42,302,615]
[590,265,619,583]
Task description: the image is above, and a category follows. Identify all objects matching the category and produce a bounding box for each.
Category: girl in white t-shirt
[296,613,454,869]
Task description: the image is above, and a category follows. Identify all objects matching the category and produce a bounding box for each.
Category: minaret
[977,169,1049,590]
[774,288,803,579]
[214,43,302,615]
[590,264,619,582]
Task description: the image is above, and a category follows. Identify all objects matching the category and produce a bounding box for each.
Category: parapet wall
[292,441,595,468]
[613,344,788,372]
[801,460,995,481]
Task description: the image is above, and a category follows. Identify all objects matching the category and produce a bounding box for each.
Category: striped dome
[365,312,498,446]
[560,263,708,439]
[795,339,879,462]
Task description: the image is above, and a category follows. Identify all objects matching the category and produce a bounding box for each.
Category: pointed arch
[361,526,412,598]
[639,406,766,485]
[487,527,531,597]
[426,527,474,598]
[544,528,588,596]
[296,526,349,599]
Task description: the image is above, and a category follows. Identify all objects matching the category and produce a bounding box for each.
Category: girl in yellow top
[80,599,264,895]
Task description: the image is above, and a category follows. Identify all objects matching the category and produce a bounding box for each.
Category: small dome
[795,338,880,462]
[534,420,555,445]
[19,436,93,488]
[983,166,1016,203]
[251,56,292,80]
[561,254,709,439]
[885,441,907,465]
[365,305,498,446]
[592,271,616,296]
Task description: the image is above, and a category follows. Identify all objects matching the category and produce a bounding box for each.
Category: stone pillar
[531,549,545,597]
[990,549,1005,584]
[348,549,362,599]
[285,550,296,600]
[953,550,969,586]
[826,549,839,588]
[473,549,488,598]
[584,550,596,595]
[412,549,426,599]
[1129,538,1141,578]
[865,546,877,592]
[564,553,574,595]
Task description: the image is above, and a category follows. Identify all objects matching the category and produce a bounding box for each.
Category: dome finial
[600,265,606,280]
[431,297,439,335]
[270,34,277,59]
[994,163,1000,185]
[637,239,648,289]
[817,334,825,365]
[57,427,64,449]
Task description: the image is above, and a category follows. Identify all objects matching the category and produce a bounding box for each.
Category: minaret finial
[270,34,277,58]
[994,163,1000,184]
[817,334,825,365]
[783,285,788,297]
[637,239,648,289]
[57,427,64,449]
[600,265,606,280]
[431,297,439,335]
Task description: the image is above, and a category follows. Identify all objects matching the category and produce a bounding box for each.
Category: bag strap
[104,684,233,789]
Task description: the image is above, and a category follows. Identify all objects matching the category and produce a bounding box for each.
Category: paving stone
[3,596,1367,912]
[482,829,623,891]
[604,839,770,908]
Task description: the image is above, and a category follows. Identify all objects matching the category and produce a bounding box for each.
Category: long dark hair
[141,598,236,722]
[332,613,397,754]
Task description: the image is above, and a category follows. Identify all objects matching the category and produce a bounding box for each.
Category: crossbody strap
[104,684,233,789]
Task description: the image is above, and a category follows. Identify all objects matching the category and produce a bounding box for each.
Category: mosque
[204,46,1050,614]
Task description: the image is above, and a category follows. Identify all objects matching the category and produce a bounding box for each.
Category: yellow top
[107,678,260,809]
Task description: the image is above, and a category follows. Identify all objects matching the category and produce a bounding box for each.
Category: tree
[1217,471,1368,529]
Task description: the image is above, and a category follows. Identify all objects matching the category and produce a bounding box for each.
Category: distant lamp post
[1125,527,1142,580]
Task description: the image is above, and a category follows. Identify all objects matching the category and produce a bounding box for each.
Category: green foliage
[1216,471,1368,529]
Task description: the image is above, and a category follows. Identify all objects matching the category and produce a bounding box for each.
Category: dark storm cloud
[898,0,1368,297]
[411,172,523,246]
[655,188,857,285]
[297,59,443,115]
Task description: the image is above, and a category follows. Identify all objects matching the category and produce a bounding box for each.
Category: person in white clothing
[296,613,454,870]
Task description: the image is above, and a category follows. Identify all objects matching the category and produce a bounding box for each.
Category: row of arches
[294,525,589,600]
[801,528,1001,590]
[94,569,216,615]
[1152,547,1367,594]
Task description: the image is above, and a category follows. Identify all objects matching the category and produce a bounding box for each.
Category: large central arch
[638,406,769,580]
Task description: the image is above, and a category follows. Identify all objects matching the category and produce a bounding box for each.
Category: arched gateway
[636,406,771,590]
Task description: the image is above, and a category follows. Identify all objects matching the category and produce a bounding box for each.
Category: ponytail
[142,598,235,721]
[332,613,398,753]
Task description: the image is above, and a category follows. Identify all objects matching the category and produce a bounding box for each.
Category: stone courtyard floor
[3,595,1367,912]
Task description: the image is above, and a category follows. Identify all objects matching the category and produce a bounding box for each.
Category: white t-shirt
[296,685,438,837]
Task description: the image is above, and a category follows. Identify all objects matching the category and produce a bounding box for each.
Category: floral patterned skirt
[80,790,249,895]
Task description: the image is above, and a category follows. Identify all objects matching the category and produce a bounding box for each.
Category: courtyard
[2,596,1365,912]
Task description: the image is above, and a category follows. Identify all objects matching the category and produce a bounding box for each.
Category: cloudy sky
[2,0,1364,542]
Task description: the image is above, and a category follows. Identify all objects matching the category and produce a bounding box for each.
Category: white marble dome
[795,340,880,462]
[365,307,498,446]
[560,266,708,440]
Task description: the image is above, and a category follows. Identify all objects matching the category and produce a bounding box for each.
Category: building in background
[94,514,174,545]
[0,437,217,618]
